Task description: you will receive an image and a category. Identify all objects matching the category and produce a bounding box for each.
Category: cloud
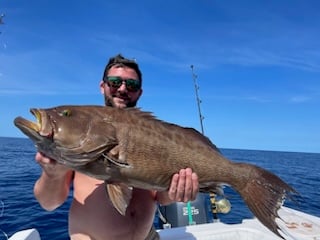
[289,96,311,103]
[0,89,95,96]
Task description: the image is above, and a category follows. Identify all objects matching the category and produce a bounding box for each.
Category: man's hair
[103,54,142,83]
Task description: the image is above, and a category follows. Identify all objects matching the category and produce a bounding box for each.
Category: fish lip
[14,109,41,133]
[14,109,53,137]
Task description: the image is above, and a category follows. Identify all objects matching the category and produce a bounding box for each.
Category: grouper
[14,105,296,238]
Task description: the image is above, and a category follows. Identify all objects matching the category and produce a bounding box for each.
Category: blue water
[0,137,319,239]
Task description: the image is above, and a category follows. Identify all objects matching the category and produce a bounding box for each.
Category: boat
[8,205,320,240]
[8,229,40,240]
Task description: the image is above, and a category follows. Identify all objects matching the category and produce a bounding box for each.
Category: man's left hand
[167,168,199,202]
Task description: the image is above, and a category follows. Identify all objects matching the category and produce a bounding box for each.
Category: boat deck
[158,207,320,240]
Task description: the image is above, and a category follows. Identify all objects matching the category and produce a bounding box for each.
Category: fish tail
[236,164,297,239]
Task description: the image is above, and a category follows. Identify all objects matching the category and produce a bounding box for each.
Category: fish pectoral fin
[102,146,131,168]
[106,182,133,215]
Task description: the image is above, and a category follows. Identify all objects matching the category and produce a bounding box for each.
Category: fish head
[14,105,118,168]
[15,106,91,147]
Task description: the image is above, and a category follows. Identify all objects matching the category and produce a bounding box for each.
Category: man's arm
[155,168,199,205]
[33,152,73,211]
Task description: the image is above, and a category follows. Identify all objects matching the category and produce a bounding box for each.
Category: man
[34,54,199,240]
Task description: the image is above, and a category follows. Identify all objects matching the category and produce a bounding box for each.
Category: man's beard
[104,94,138,108]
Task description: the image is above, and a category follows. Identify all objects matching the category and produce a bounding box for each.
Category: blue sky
[1,0,319,153]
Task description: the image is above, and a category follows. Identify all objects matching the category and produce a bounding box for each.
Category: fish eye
[59,109,72,117]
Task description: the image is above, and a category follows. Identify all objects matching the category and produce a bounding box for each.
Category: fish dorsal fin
[125,107,155,119]
[182,127,221,153]
[106,182,133,215]
[125,108,220,153]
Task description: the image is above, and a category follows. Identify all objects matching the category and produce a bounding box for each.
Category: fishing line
[0,200,9,240]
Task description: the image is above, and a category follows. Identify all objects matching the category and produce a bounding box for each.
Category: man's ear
[99,80,105,94]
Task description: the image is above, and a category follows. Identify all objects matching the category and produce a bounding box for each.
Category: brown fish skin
[14,105,296,239]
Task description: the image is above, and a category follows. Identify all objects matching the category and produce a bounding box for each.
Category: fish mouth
[14,109,53,140]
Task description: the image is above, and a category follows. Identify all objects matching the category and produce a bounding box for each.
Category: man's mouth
[114,95,130,102]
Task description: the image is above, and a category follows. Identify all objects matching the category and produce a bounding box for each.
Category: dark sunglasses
[104,76,141,92]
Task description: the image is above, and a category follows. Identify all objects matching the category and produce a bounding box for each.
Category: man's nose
[117,81,127,92]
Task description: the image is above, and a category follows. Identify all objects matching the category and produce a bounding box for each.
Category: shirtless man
[34,54,199,240]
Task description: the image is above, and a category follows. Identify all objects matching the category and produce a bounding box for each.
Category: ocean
[0,137,319,239]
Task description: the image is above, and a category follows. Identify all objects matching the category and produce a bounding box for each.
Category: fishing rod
[190,65,205,135]
[190,66,231,223]
[188,65,206,225]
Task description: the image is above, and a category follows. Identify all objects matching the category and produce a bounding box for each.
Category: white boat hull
[8,229,40,240]
[8,207,320,240]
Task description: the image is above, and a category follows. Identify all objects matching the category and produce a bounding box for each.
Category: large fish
[14,105,296,238]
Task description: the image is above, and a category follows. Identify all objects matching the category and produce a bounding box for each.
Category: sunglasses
[104,76,141,92]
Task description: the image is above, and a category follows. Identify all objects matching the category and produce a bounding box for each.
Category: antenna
[190,65,205,134]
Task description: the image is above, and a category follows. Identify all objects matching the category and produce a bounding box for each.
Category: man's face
[100,66,142,108]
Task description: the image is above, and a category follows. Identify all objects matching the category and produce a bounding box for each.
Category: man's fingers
[168,173,179,200]
[191,172,199,201]
[168,168,199,202]
[183,168,193,202]
[176,169,186,202]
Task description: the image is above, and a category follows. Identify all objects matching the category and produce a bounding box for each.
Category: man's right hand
[34,152,74,211]
[35,152,70,179]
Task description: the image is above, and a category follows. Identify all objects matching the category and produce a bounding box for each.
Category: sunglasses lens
[106,76,141,92]
[107,77,122,88]
[125,79,141,92]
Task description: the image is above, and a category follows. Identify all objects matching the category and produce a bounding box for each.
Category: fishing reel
[210,193,231,215]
